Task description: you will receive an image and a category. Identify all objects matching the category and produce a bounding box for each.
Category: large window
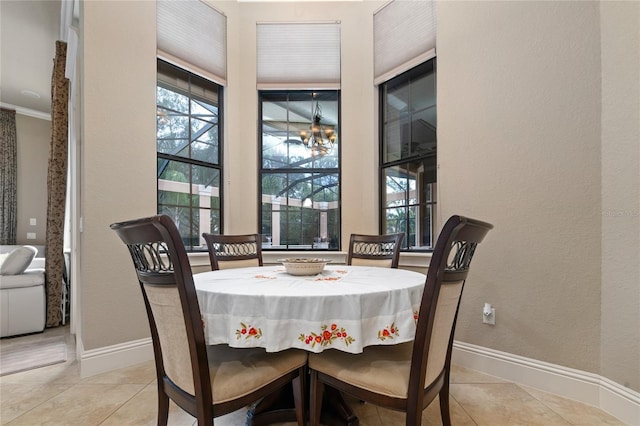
[156,60,223,251]
[260,91,340,250]
[380,60,436,250]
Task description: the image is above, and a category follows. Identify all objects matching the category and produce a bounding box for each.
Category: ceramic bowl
[279,258,329,276]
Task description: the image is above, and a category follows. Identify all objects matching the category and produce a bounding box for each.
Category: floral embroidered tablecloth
[194,265,426,353]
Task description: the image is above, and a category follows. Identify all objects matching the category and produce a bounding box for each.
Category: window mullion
[157,59,222,250]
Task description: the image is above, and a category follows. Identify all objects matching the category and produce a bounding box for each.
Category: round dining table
[194,264,426,354]
[193,264,426,426]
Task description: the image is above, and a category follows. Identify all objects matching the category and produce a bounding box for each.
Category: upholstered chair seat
[207,345,307,404]
[309,342,413,399]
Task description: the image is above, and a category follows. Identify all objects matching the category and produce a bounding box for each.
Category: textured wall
[80,1,157,350]
[437,1,602,374]
[600,1,640,392]
[78,0,384,351]
[77,1,639,392]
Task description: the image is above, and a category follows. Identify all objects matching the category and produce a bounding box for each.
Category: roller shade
[257,22,341,89]
[157,0,227,85]
[374,0,436,85]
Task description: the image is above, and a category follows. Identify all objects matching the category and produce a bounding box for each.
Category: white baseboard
[80,337,153,378]
[453,341,640,425]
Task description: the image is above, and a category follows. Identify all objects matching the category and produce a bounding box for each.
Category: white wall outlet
[482,303,496,325]
[29,217,37,226]
[27,232,36,240]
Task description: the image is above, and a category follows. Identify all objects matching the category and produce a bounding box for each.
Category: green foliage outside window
[259,91,341,250]
[156,60,222,250]
[380,60,437,250]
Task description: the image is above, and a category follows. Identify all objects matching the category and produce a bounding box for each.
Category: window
[380,60,436,250]
[259,91,340,250]
[156,59,223,251]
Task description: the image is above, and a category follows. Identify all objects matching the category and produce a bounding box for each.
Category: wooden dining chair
[308,215,493,426]
[111,215,306,425]
[202,233,263,271]
[347,233,404,268]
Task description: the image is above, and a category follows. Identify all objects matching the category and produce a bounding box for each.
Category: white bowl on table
[279,258,330,276]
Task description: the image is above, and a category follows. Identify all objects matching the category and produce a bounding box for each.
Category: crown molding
[0,103,51,121]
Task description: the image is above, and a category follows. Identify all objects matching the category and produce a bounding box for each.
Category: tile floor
[0,326,625,425]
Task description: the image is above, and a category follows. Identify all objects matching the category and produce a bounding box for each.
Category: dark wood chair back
[408,215,493,423]
[111,215,214,423]
[201,233,263,270]
[347,233,404,268]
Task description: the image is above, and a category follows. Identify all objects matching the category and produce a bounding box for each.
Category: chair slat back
[409,215,493,398]
[347,233,404,268]
[111,215,211,401]
[202,233,263,270]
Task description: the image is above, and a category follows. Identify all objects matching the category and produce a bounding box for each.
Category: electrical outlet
[482,305,496,325]
[27,232,36,240]
[30,217,37,226]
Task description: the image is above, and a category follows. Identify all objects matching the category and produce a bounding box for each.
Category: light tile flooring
[0,326,625,425]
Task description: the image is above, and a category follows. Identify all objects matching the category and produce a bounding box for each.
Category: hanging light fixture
[299,100,336,156]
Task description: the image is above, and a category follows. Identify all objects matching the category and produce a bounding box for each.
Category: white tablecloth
[194,265,426,353]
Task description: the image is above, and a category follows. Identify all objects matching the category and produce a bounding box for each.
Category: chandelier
[299,102,336,156]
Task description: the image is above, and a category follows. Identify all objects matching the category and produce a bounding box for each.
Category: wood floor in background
[0,335,67,376]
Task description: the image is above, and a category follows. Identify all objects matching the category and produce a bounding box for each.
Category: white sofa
[0,245,46,337]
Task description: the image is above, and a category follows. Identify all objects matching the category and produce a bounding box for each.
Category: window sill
[188,250,431,272]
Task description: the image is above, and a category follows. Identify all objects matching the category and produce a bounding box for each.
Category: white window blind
[257,22,341,89]
[374,0,436,85]
[157,0,227,85]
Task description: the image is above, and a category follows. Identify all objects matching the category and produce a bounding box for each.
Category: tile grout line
[450,393,480,426]
[515,383,578,426]
[95,383,151,426]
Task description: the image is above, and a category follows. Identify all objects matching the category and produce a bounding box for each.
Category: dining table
[193,264,426,425]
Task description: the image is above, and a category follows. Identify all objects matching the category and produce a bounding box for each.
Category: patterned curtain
[45,41,69,327]
[0,109,17,245]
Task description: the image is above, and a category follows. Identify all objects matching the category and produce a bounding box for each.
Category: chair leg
[309,370,324,426]
[439,383,452,426]
[157,391,170,426]
[292,367,306,426]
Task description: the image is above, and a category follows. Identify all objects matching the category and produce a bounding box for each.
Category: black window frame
[258,90,341,251]
[379,59,437,252]
[156,59,224,252]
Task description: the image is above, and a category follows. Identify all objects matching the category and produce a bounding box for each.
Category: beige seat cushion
[350,258,393,268]
[308,342,413,399]
[217,258,260,270]
[208,345,307,404]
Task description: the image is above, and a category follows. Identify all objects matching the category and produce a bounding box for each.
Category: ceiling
[0,0,61,117]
